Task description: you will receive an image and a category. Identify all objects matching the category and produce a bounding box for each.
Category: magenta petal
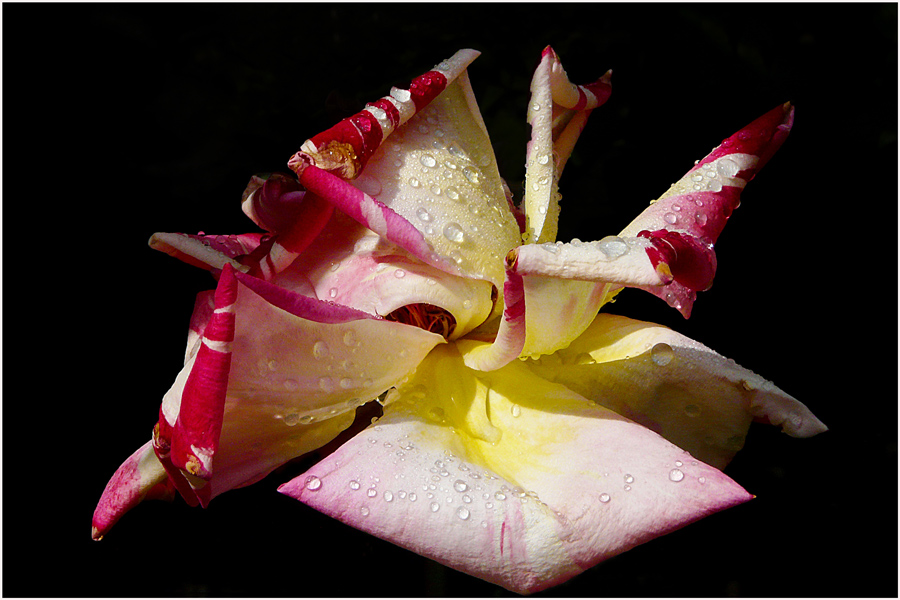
[168,265,238,492]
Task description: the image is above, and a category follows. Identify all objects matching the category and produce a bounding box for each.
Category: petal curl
[281,343,751,594]
[523,47,611,245]
[618,103,795,317]
[92,441,173,540]
[526,313,827,469]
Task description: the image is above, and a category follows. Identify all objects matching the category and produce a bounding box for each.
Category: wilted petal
[92,441,173,540]
[281,343,751,594]
[618,103,795,317]
[526,313,826,469]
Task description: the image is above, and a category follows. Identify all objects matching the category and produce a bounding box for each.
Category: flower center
[386,304,457,339]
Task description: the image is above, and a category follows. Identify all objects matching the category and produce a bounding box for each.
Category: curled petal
[469,236,666,365]
[149,231,258,272]
[523,47,612,244]
[281,343,751,594]
[92,441,173,540]
[619,103,795,317]
[526,313,827,469]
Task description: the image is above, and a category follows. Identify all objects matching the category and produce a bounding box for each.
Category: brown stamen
[386,304,456,339]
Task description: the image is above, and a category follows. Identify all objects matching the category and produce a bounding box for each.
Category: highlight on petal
[92,441,173,541]
[526,313,826,469]
[280,343,752,594]
[618,103,795,317]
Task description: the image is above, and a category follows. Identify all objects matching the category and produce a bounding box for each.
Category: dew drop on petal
[717,158,740,177]
[596,236,628,259]
[511,404,521,418]
[669,468,685,482]
[454,480,468,493]
[349,480,361,490]
[599,493,611,503]
[416,207,433,222]
[445,187,460,201]
[430,502,440,512]
[651,342,675,366]
[624,474,634,484]
[443,223,465,243]
[313,340,330,359]
[462,166,480,184]
[420,154,437,168]
[684,404,701,418]
[456,506,470,520]
[383,491,393,502]
[367,488,377,498]
[318,377,335,392]
[305,475,322,491]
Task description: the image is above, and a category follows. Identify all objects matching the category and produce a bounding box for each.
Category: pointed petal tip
[91,526,103,541]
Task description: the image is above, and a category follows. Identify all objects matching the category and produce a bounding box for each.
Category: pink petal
[279,344,751,594]
[618,103,795,317]
[91,441,172,540]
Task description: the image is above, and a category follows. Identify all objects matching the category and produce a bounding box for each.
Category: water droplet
[445,187,460,201]
[456,506,470,520]
[443,223,465,243]
[360,506,370,516]
[349,480,360,490]
[448,144,466,159]
[434,128,444,138]
[305,475,322,491]
[428,406,445,422]
[691,173,704,183]
[394,269,406,279]
[511,404,521,418]
[367,488,377,498]
[383,491,393,502]
[300,415,314,425]
[599,493,611,503]
[462,494,472,503]
[318,377,335,392]
[698,476,707,484]
[537,154,550,165]
[695,212,708,227]
[624,485,632,491]
[624,474,634,484]
[494,491,507,501]
[707,179,723,193]
[717,158,740,177]
[338,377,354,389]
[596,236,628,259]
[409,492,417,502]
[664,212,678,225]
[684,404,701,417]
[283,413,300,426]
[420,154,437,168]
[430,502,440,512]
[408,177,420,188]
[675,460,683,467]
[651,342,675,366]
[531,102,541,112]
[669,468,685,482]
[462,166,480,184]
[313,340,330,359]
[454,480,468,493]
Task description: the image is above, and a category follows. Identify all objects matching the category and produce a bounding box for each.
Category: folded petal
[92,440,173,540]
[281,343,751,594]
[618,103,795,317]
[526,313,827,469]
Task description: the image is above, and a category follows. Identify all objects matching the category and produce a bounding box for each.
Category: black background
[4,3,897,597]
